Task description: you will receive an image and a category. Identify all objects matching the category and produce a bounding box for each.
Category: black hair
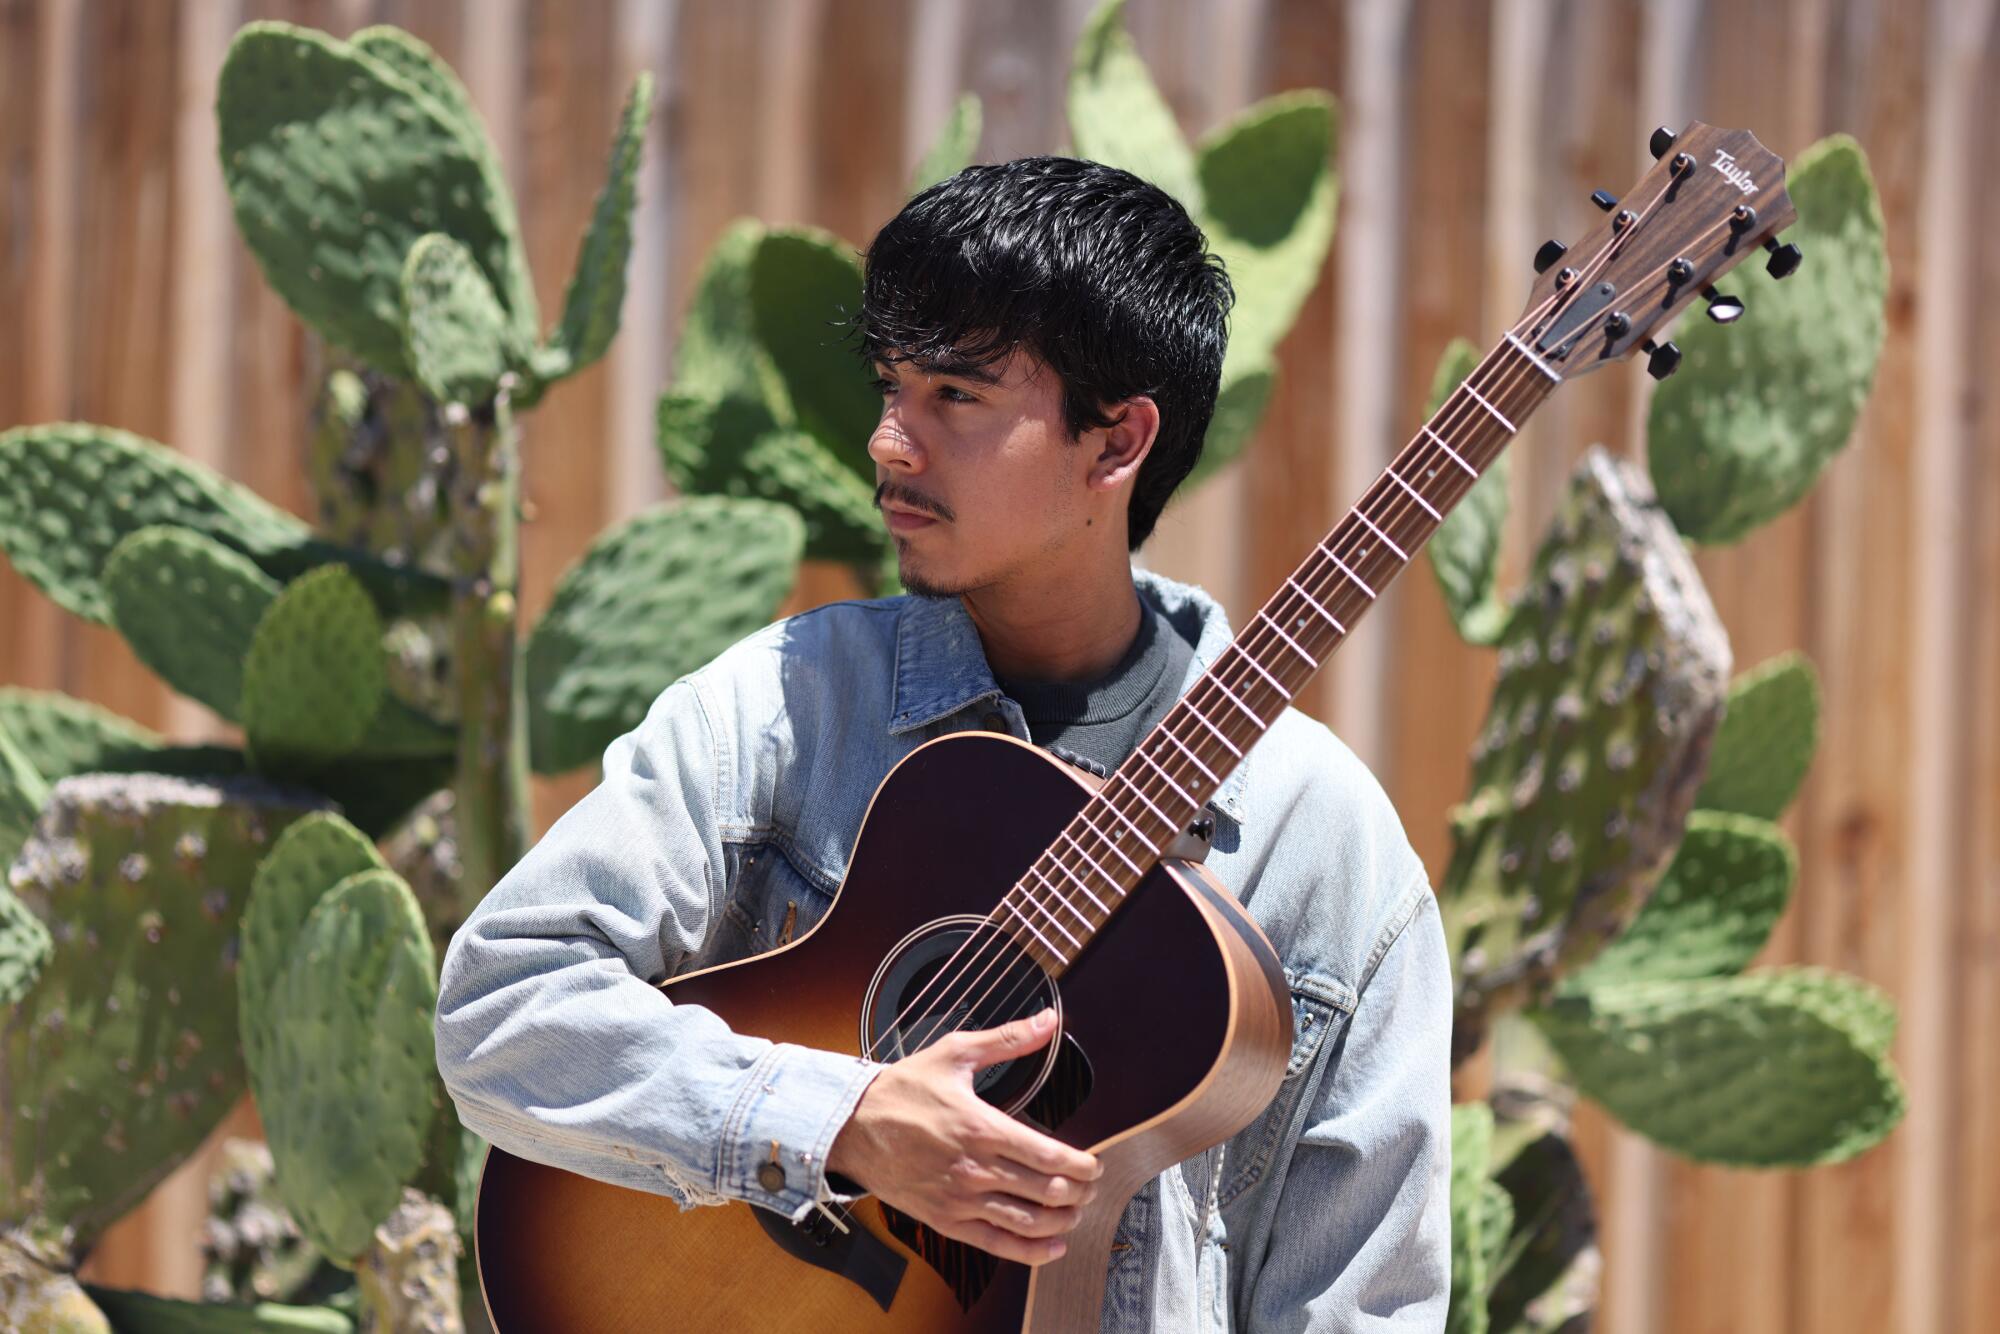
[854,156,1234,550]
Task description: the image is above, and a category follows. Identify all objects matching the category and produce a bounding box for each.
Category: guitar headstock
[1517,121,1799,381]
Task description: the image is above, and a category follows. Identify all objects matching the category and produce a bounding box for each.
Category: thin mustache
[874,481,953,523]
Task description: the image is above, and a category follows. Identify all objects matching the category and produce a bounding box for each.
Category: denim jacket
[435,567,1452,1331]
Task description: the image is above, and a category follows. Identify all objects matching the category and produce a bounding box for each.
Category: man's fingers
[981,1158,1100,1208]
[990,1114,1102,1183]
[973,1193,1084,1240]
[949,1218,1069,1267]
[948,1006,1059,1068]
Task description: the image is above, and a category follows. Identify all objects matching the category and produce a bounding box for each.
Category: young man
[436,156,1451,1331]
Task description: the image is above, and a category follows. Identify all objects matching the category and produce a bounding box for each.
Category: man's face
[867,347,1096,599]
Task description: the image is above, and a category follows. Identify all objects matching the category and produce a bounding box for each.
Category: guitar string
[861,327,1562,1067]
[924,196,1752,1067]
[863,163,1715,1068]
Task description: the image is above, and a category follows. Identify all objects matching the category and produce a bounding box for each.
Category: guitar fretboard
[999,333,1561,974]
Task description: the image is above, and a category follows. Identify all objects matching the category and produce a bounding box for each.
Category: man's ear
[1086,396,1161,493]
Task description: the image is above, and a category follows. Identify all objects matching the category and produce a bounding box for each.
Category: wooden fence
[2,0,1995,1329]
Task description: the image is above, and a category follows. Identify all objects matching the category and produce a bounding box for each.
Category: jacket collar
[887,566,1251,825]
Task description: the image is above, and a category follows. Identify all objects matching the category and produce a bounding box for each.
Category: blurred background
[1,0,1995,1331]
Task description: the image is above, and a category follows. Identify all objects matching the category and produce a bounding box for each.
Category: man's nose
[867,415,923,473]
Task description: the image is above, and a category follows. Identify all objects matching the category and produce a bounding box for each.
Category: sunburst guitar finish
[472,731,1295,1332]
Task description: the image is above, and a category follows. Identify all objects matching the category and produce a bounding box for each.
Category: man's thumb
[953,1007,1057,1067]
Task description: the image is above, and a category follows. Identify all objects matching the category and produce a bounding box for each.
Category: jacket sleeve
[432,675,884,1224]
[1245,880,1454,1331]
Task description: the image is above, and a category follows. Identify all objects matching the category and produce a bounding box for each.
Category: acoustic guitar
[472,121,1799,1331]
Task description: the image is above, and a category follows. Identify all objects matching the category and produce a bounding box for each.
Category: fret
[998,898,1066,959]
[1096,793,1161,853]
[1422,426,1479,478]
[1119,763,1182,827]
[1354,510,1408,561]
[1159,726,1221,783]
[1207,674,1265,728]
[1040,853,1109,914]
[1462,382,1516,434]
[1316,546,1376,600]
[1285,576,1348,632]
[1386,466,1442,521]
[1019,892,1082,948]
[1235,646,1292,701]
[1027,864,1099,925]
[1183,704,1245,759]
[1070,814,1145,877]
[1505,331,1561,383]
[1257,609,1318,668]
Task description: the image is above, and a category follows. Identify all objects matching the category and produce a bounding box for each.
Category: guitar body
[473,731,1294,1332]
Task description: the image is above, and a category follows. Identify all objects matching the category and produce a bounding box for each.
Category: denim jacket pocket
[1100,1175,1155,1327]
[705,838,833,965]
[1217,973,1350,1208]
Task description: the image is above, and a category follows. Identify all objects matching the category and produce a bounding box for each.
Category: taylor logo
[1709,148,1756,195]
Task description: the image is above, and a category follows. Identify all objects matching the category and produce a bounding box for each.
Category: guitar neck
[1003,332,1562,975]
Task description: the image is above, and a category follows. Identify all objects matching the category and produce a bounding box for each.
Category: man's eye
[939,385,977,404]
[869,377,896,397]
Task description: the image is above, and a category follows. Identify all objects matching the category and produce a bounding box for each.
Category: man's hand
[827,1007,1103,1265]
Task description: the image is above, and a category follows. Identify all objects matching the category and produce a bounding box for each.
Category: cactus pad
[1441,449,1730,1045]
[1069,0,1201,210]
[750,228,878,485]
[241,566,387,769]
[1561,810,1795,991]
[103,527,283,721]
[909,93,982,196]
[1648,135,1888,543]
[252,868,438,1265]
[526,497,803,774]
[656,393,883,564]
[1423,338,1512,646]
[0,888,51,1010]
[0,690,164,784]
[217,22,535,377]
[0,425,306,625]
[1533,966,1904,1166]
[399,233,516,407]
[673,219,777,406]
[240,813,389,1113]
[1194,89,1338,372]
[83,1284,353,1332]
[0,728,49,878]
[534,72,655,391]
[1185,356,1277,489]
[1695,651,1821,819]
[2,773,327,1262]
[345,26,502,190]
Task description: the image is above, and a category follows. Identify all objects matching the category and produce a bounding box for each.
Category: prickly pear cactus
[1,773,328,1263]
[0,425,307,626]
[1422,338,1512,646]
[0,885,50,1010]
[1693,652,1821,819]
[241,567,388,769]
[749,228,878,485]
[1533,966,1903,1167]
[352,1189,461,1334]
[525,497,804,774]
[84,1282,353,1332]
[244,866,439,1265]
[399,234,517,409]
[909,93,982,196]
[103,527,283,722]
[1561,809,1795,991]
[1069,0,1202,210]
[0,690,165,785]
[218,22,536,381]
[1,1233,110,1333]
[1647,135,1888,544]
[200,1139,344,1307]
[0,729,50,875]
[1440,448,1730,1054]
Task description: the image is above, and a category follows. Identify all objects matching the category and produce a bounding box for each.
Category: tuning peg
[1643,339,1682,380]
[1590,189,1619,212]
[1703,286,1745,324]
[1763,238,1803,279]
[1649,126,1678,160]
[1534,239,1568,274]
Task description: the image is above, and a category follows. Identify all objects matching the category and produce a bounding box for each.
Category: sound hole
[861,914,1061,1114]
[863,916,1095,1313]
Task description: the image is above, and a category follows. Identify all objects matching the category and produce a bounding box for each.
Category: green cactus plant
[1422,338,1512,645]
[1693,651,1821,819]
[2,773,328,1264]
[103,527,282,722]
[1441,448,1731,1050]
[909,93,982,196]
[199,1139,348,1308]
